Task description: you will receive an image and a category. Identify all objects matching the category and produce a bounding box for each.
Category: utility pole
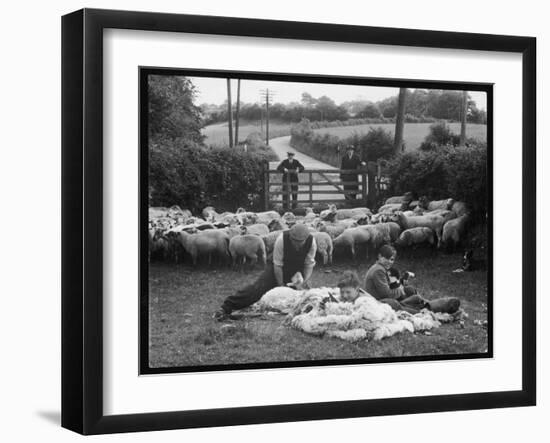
[260,89,275,145]
[234,79,241,146]
[460,90,468,146]
[394,88,407,155]
[226,78,233,148]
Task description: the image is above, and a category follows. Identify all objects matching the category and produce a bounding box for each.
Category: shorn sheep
[441,213,470,251]
[394,211,451,248]
[177,230,230,266]
[427,198,455,211]
[239,223,270,236]
[312,231,333,265]
[333,227,371,259]
[229,234,266,267]
[395,227,436,248]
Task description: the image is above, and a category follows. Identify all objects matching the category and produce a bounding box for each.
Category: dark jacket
[277,158,305,183]
[340,154,363,180]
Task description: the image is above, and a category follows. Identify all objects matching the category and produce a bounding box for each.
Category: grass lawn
[148,251,489,369]
[202,120,292,147]
[313,122,487,150]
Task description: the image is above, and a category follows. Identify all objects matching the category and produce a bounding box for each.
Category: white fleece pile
[256,287,462,342]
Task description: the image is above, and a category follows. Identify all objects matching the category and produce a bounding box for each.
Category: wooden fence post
[367,161,377,208]
[309,171,313,207]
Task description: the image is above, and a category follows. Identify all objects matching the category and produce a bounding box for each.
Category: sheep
[334,207,372,221]
[394,211,449,247]
[202,206,219,221]
[375,221,401,242]
[222,226,242,239]
[253,210,281,225]
[333,227,371,259]
[377,203,403,214]
[315,221,349,240]
[320,204,372,221]
[268,219,288,232]
[441,213,470,251]
[262,230,284,256]
[240,223,270,236]
[395,227,436,248]
[303,207,317,222]
[359,224,393,255]
[229,234,266,267]
[177,230,230,266]
[451,201,468,217]
[312,231,333,265]
[281,211,297,226]
[427,198,455,211]
[384,192,414,206]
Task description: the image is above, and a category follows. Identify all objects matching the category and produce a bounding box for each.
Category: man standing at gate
[340,145,366,202]
[276,151,305,210]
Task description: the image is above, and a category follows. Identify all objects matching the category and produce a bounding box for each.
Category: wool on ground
[255,287,464,342]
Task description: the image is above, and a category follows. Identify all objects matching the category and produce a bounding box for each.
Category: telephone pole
[234,79,241,146]
[260,89,275,145]
[226,79,233,148]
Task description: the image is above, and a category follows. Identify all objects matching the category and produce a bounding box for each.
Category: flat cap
[287,151,295,156]
[289,223,310,241]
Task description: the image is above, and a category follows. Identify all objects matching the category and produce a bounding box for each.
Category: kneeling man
[214,223,317,320]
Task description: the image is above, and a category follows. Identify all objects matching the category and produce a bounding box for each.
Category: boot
[427,297,460,314]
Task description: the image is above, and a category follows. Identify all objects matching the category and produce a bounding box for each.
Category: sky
[189,77,487,111]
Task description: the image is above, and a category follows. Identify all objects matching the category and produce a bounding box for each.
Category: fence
[262,162,383,210]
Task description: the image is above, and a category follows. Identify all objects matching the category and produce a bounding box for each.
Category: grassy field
[314,122,487,150]
[203,121,487,150]
[148,251,488,369]
[202,120,292,147]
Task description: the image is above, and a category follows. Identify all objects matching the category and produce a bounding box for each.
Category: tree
[460,90,468,145]
[226,79,233,148]
[394,88,407,154]
[301,92,317,107]
[357,103,381,119]
[148,75,204,143]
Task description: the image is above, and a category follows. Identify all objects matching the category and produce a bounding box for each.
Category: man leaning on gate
[340,145,366,202]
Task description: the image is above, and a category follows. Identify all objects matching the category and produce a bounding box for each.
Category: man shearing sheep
[214,223,317,321]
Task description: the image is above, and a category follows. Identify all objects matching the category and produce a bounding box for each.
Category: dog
[461,249,487,271]
[387,267,415,289]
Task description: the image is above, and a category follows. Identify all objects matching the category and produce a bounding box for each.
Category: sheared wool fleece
[256,287,463,342]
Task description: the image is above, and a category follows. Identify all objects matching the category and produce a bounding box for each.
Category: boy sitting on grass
[335,270,368,303]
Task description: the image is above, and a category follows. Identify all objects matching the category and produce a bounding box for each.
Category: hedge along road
[267,135,347,204]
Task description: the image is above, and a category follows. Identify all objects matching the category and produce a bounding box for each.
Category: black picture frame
[62,8,536,435]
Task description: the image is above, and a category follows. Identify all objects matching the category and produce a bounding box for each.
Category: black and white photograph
[142,70,491,372]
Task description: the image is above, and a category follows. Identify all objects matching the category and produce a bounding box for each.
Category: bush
[385,143,487,221]
[419,121,461,150]
[290,120,395,167]
[149,137,268,212]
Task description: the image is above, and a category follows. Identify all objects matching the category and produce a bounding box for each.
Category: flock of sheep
[149,194,470,268]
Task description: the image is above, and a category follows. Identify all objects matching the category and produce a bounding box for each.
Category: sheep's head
[396,231,411,247]
[268,219,284,232]
[446,198,455,210]
[236,207,246,214]
[239,225,248,235]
